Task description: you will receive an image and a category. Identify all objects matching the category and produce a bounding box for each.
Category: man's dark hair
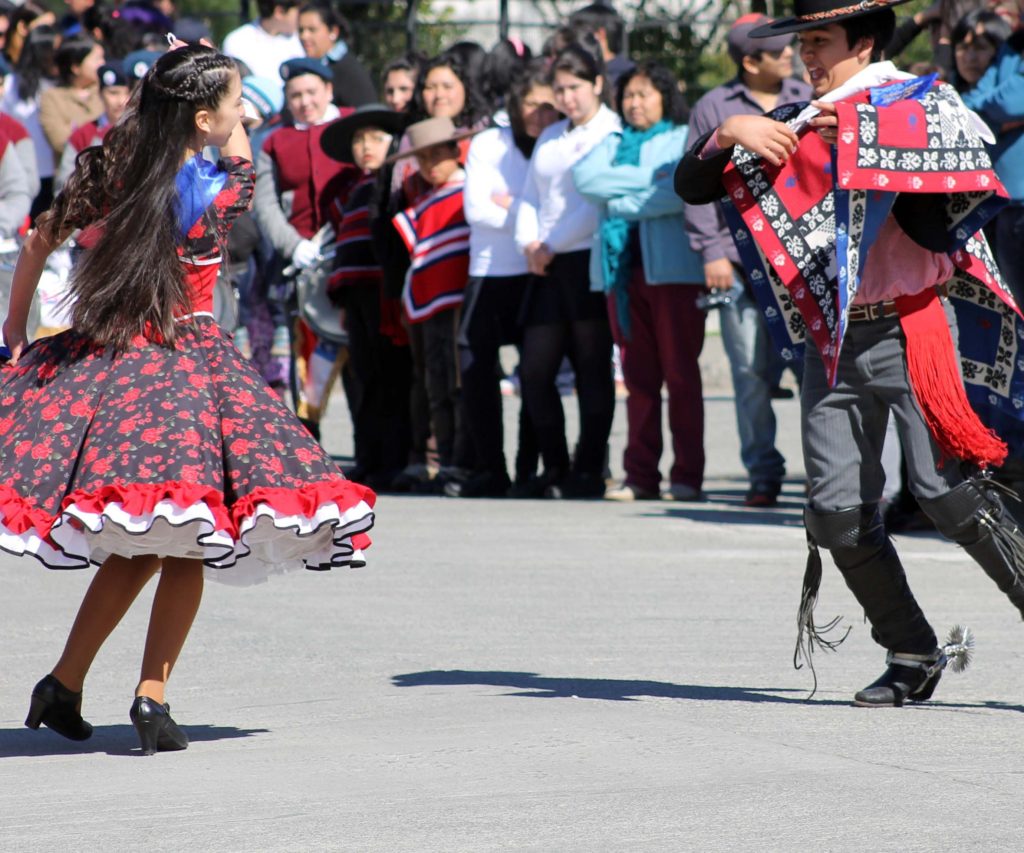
[839,8,896,61]
[568,3,625,55]
[257,0,298,20]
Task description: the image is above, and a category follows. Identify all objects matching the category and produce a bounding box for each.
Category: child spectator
[55,60,129,190]
[321,103,412,490]
[390,116,477,488]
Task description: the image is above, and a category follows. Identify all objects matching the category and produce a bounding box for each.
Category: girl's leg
[136,557,205,704]
[51,554,160,692]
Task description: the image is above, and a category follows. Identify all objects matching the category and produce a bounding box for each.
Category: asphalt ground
[2,336,1023,852]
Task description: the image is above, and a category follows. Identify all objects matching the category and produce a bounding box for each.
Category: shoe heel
[133,716,161,756]
[25,695,46,730]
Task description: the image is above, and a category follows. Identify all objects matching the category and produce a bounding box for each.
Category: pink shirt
[854,214,953,304]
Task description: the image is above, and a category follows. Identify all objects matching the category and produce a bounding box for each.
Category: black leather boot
[920,480,1024,619]
[805,505,938,653]
[854,649,946,707]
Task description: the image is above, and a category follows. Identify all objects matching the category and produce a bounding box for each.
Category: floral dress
[0,156,375,585]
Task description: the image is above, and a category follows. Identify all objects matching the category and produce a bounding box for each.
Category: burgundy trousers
[607,268,706,493]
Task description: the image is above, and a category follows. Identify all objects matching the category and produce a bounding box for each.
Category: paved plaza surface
[3,338,1024,852]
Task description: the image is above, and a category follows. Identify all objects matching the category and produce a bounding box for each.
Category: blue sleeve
[572,134,655,203]
[962,50,1024,126]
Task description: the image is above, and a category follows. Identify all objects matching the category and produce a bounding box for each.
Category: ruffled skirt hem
[0,479,375,587]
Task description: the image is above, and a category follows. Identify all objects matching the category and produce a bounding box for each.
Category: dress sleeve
[213,156,256,240]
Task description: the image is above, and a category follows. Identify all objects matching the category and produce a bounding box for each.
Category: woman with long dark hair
[1,42,375,755]
[514,44,620,498]
[951,9,1011,93]
[1,24,59,218]
[38,33,104,162]
[452,61,559,498]
[574,61,706,502]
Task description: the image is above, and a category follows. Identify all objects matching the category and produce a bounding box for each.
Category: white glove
[291,238,320,270]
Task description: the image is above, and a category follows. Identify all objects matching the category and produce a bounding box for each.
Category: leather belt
[848,300,898,322]
[847,284,949,323]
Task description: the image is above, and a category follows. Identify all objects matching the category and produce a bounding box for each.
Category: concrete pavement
[2,338,1024,852]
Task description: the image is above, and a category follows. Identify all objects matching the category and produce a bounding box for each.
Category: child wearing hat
[389,116,477,488]
[676,0,1024,706]
[319,104,411,489]
[55,62,130,190]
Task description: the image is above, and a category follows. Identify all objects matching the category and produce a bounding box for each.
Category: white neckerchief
[292,102,341,132]
[790,61,994,143]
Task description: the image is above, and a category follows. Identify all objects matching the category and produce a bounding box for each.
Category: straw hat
[384,116,481,164]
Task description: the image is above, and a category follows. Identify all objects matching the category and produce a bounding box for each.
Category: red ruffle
[231,476,376,532]
[0,484,57,537]
[61,481,234,534]
[2,478,374,547]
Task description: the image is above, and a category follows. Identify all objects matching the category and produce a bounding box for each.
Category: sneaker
[662,483,702,501]
[604,482,659,501]
[744,480,781,508]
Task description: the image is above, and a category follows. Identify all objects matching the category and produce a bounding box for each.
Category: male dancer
[683,14,808,507]
[676,0,1024,706]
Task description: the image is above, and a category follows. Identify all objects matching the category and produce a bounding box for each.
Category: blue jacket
[963,39,1024,203]
[573,123,704,288]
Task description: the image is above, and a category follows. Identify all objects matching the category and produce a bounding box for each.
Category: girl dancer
[0,43,375,755]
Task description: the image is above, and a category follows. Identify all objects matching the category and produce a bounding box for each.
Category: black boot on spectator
[445,470,511,498]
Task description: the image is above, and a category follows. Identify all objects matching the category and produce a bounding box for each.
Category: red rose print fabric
[0,158,375,585]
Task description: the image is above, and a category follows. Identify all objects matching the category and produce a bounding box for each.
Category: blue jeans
[717,283,786,484]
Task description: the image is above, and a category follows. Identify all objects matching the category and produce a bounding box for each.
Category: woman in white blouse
[452,62,560,498]
[514,44,620,498]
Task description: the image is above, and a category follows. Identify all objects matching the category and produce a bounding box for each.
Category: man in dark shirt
[682,14,811,507]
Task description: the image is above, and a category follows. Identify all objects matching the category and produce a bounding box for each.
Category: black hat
[750,0,913,37]
[320,104,410,164]
[279,57,333,84]
[98,63,129,89]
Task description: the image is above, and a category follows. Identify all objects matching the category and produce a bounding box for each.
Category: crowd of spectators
[1,0,1023,506]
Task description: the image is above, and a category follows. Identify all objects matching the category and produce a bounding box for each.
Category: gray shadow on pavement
[392,671,1024,713]
[0,723,269,758]
[392,670,846,706]
[649,505,805,526]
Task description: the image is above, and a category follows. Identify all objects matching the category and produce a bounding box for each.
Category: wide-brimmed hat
[750,0,913,37]
[320,104,410,163]
[728,14,793,62]
[385,116,480,164]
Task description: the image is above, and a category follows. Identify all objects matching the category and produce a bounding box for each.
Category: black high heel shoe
[130,696,189,755]
[25,675,93,741]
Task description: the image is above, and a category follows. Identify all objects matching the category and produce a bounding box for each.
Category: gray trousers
[802,309,963,512]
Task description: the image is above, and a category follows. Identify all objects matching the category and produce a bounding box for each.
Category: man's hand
[703,258,735,291]
[717,114,799,166]
[808,101,838,145]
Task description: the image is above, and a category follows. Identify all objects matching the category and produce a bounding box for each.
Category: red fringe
[896,288,1007,468]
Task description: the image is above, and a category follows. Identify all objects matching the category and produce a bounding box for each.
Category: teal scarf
[599,120,671,340]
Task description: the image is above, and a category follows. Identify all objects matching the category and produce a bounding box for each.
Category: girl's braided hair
[41,45,239,351]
